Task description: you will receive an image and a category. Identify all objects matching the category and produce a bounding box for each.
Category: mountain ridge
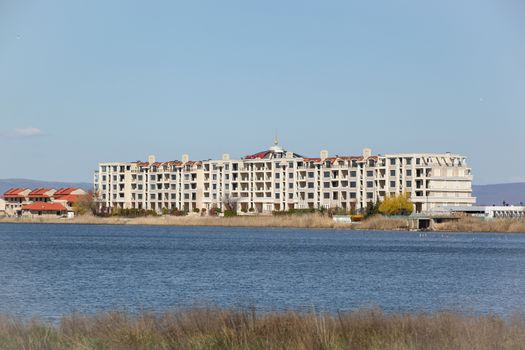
[0,179,92,195]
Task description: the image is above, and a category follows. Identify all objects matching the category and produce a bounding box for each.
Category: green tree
[378,193,414,216]
[364,200,381,218]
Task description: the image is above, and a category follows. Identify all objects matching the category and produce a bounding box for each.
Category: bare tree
[222,193,239,213]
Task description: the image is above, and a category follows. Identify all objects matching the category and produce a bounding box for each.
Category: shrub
[170,208,186,216]
[192,207,200,213]
[223,210,237,217]
[110,208,158,217]
[272,208,318,216]
[364,201,381,218]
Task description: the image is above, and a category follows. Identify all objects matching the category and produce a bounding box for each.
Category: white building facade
[94,142,476,214]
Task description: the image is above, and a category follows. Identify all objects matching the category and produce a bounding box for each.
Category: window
[288,172,294,179]
[350,192,356,199]
[390,170,396,176]
[406,181,412,187]
[390,159,396,165]
[171,193,176,199]
[324,193,330,199]
[324,171,330,177]
[308,193,314,199]
[150,184,156,190]
[416,158,421,165]
[102,175,107,181]
[276,193,280,199]
[406,170,412,176]
[171,174,176,180]
[308,182,314,188]
[367,192,373,199]
[308,172,314,178]
[350,182,356,188]
[390,181,396,188]
[289,193,293,199]
[324,182,330,188]
[275,173,280,179]
[150,194,155,199]
[406,158,412,165]
[367,171,374,177]
[367,181,373,188]
[350,171,356,177]
[275,183,280,189]
[288,183,293,189]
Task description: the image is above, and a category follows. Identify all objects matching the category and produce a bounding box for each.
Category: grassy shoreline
[1,308,524,349]
[1,214,524,233]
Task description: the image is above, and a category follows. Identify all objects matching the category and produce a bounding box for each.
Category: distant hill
[0,179,92,195]
[473,183,525,206]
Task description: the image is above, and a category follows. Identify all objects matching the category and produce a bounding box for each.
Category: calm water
[0,223,524,320]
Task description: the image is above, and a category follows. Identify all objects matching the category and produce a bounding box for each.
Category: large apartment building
[94,141,475,214]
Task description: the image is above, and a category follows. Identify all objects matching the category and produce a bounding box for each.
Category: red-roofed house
[2,188,31,216]
[28,188,56,202]
[53,188,89,210]
[21,202,68,217]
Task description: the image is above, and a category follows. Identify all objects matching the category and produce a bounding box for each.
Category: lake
[0,223,524,320]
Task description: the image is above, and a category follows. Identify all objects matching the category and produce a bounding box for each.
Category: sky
[0,1,524,184]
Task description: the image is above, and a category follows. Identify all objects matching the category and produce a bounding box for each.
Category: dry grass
[2,214,524,233]
[0,213,341,229]
[0,308,524,350]
[434,217,525,233]
[357,215,409,230]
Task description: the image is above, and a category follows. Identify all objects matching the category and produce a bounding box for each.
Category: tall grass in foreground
[0,308,524,350]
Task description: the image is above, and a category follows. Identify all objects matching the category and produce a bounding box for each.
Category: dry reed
[434,217,525,233]
[2,214,524,233]
[0,308,524,350]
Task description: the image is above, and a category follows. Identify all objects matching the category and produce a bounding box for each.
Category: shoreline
[1,214,525,233]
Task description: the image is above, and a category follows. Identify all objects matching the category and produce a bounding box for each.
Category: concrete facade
[94,142,476,214]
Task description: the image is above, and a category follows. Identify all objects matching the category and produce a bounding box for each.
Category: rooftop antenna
[274,130,279,146]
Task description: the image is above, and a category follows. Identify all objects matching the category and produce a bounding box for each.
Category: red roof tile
[21,202,67,211]
[3,188,29,198]
[54,194,80,203]
[54,188,80,196]
[28,188,54,198]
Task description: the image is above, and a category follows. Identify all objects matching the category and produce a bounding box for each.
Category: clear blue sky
[1,1,523,184]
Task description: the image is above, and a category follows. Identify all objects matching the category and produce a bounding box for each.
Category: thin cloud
[13,127,44,137]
